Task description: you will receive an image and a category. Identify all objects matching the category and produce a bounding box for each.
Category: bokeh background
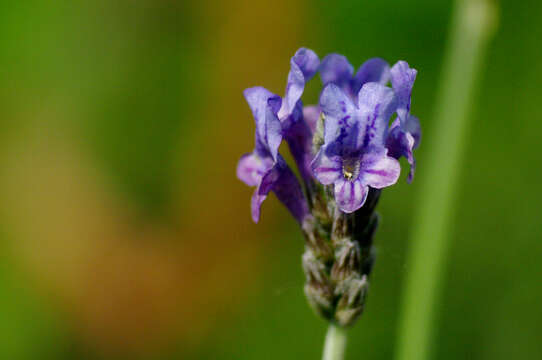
[1,0,541,359]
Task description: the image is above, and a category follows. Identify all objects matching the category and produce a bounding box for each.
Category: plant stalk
[395,1,498,360]
[322,325,347,360]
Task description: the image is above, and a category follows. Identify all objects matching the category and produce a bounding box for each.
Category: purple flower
[311,83,401,213]
[277,48,321,184]
[237,51,422,328]
[319,54,391,99]
[278,48,320,121]
[237,87,309,223]
[385,61,421,182]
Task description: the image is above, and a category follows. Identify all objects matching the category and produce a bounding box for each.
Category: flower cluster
[237,48,420,326]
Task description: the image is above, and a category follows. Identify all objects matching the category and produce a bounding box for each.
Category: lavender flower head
[237,48,421,327]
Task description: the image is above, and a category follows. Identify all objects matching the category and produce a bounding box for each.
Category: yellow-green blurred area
[1,0,541,359]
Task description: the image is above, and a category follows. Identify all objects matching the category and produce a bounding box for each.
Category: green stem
[395,1,497,360]
[322,325,347,360]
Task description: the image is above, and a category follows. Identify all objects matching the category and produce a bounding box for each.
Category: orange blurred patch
[0,119,263,354]
[0,0,316,356]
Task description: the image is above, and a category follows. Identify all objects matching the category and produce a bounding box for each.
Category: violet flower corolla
[319,54,420,182]
[312,82,401,213]
[236,48,421,332]
[236,87,309,224]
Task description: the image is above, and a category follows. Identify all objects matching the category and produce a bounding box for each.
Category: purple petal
[319,83,357,145]
[311,148,342,185]
[360,151,401,189]
[250,188,268,223]
[357,82,398,149]
[258,163,280,195]
[292,48,320,80]
[407,159,416,183]
[334,178,368,213]
[283,117,314,184]
[386,120,417,182]
[404,114,421,148]
[303,105,320,134]
[280,48,320,118]
[254,157,309,223]
[319,54,354,91]
[386,120,413,161]
[244,87,283,160]
[271,158,310,223]
[390,61,417,121]
[403,132,416,163]
[236,152,273,187]
[352,58,390,95]
[281,65,304,118]
[244,86,282,117]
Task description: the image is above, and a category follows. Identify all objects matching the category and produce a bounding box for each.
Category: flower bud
[302,217,333,260]
[302,251,334,319]
[334,274,369,327]
[331,240,361,282]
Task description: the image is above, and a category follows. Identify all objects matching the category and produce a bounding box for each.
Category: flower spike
[237,50,420,329]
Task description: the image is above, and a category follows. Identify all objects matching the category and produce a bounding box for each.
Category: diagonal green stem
[322,325,347,360]
[395,1,497,360]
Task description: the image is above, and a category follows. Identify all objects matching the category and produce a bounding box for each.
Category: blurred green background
[0,0,541,359]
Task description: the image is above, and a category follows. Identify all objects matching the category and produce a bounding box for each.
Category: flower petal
[407,158,416,184]
[319,83,357,146]
[253,157,309,224]
[244,87,283,160]
[404,114,421,148]
[270,157,309,223]
[311,147,342,185]
[292,47,320,80]
[250,188,268,223]
[283,116,314,184]
[236,152,273,187]
[319,54,354,91]
[334,178,368,213]
[386,121,414,162]
[386,125,417,183]
[360,151,401,189]
[281,48,320,118]
[390,61,417,122]
[244,86,282,117]
[352,58,390,95]
[357,82,397,149]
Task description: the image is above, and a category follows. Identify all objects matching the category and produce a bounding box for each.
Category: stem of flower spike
[322,325,347,360]
[396,1,498,360]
